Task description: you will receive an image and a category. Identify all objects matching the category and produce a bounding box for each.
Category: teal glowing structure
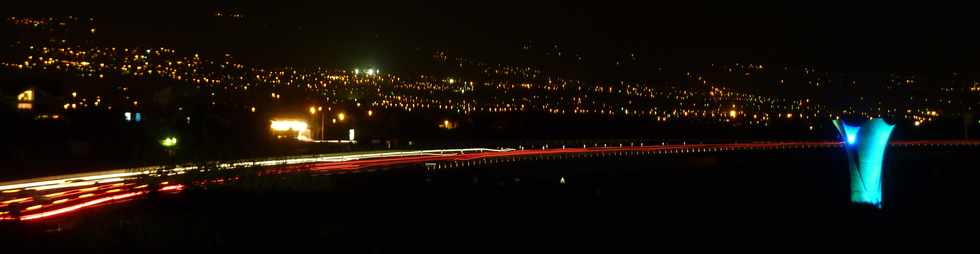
[832,118,895,208]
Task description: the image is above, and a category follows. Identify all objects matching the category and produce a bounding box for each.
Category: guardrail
[4,141,979,192]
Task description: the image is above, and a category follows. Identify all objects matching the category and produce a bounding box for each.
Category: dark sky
[3,1,978,72]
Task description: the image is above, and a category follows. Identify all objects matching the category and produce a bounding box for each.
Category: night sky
[3,1,977,72]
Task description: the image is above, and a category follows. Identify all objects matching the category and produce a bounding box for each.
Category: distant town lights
[1,34,945,128]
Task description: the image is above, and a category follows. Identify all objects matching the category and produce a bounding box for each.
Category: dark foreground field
[3,148,980,250]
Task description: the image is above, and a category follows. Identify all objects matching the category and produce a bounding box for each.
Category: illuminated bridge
[2,140,979,221]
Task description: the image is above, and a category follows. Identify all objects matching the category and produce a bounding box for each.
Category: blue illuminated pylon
[832,118,895,208]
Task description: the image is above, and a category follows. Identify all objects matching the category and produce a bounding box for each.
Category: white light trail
[0,148,515,192]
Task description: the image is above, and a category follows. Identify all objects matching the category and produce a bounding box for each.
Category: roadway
[2,140,979,222]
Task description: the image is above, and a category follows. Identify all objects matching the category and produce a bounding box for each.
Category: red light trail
[19,191,146,221]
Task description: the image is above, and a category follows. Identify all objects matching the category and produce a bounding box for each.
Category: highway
[2,140,979,222]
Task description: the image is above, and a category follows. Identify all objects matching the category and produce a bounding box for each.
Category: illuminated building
[439,119,456,130]
[832,118,895,208]
[16,89,34,111]
[17,89,34,101]
[270,120,312,141]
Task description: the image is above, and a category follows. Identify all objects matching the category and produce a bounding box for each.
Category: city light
[270,120,312,140]
[160,137,178,147]
[270,120,308,131]
[337,112,345,121]
[440,119,455,129]
[367,110,373,117]
[0,24,939,128]
[309,106,317,115]
[17,89,33,101]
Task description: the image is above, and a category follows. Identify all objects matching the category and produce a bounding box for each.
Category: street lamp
[160,136,178,169]
[337,112,346,121]
[160,137,178,147]
[306,106,325,138]
[315,106,323,140]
